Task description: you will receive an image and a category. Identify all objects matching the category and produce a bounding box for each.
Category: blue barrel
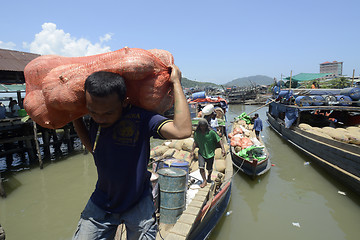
[295,96,312,106]
[278,90,293,99]
[310,95,324,106]
[158,167,187,224]
[336,95,352,106]
[163,158,190,184]
[163,159,189,174]
[340,87,360,100]
[192,91,206,100]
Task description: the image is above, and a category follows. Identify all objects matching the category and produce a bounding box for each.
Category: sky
[1,0,359,84]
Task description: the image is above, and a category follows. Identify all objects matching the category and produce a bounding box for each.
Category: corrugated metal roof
[285,73,333,82]
[0,83,26,92]
[0,48,40,71]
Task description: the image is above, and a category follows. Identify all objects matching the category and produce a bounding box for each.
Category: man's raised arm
[160,65,192,139]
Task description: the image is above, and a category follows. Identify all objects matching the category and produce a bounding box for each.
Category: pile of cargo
[150,138,229,173]
[229,119,267,161]
[298,123,360,145]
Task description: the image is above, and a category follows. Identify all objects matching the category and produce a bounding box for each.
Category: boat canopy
[269,101,360,128]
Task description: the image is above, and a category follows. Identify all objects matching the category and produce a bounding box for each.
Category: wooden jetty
[0,116,80,197]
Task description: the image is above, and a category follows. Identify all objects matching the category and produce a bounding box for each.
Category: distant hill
[181,77,219,88]
[181,75,274,88]
[224,75,274,87]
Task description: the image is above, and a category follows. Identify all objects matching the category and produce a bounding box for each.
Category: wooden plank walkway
[160,184,210,239]
[114,183,212,240]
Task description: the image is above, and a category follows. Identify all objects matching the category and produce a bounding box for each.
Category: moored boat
[225,86,257,104]
[115,135,233,240]
[229,112,271,178]
[267,97,360,195]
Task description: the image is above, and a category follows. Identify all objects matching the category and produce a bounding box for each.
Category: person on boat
[10,100,20,117]
[252,113,263,141]
[0,102,6,119]
[191,118,226,188]
[311,81,319,89]
[72,66,192,240]
[202,104,219,133]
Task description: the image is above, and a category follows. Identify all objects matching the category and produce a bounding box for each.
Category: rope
[223,152,244,183]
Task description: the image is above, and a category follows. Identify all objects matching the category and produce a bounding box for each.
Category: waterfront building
[320,61,343,76]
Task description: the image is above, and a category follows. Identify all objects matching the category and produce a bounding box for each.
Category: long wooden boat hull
[267,112,360,195]
[188,179,232,240]
[231,146,271,178]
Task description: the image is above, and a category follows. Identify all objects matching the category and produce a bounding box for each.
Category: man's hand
[169,64,182,84]
[160,64,192,139]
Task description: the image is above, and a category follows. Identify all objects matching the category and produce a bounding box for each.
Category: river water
[1,104,359,240]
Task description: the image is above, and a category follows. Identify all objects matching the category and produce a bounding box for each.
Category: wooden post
[352,69,355,87]
[289,70,292,89]
[0,172,6,198]
[17,139,26,163]
[25,137,36,162]
[51,129,62,157]
[16,90,22,108]
[42,129,51,160]
[24,123,36,162]
[32,122,43,169]
[63,125,74,152]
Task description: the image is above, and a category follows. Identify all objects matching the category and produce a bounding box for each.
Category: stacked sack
[150,137,229,173]
[298,123,360,145]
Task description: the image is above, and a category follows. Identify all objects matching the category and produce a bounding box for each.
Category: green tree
[334,77,350,89]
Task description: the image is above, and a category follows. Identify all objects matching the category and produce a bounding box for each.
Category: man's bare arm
[73,118,92,152]
[160,65,192,139]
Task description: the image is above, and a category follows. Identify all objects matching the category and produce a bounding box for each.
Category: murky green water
[1,104,359,240]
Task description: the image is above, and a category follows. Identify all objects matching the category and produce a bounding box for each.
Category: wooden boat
[267,100,360,195]
[225,86,257,104]
[115,136,233,240]
[229,113,271,178]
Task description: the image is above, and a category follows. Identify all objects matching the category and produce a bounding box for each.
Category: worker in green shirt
[191,118,225,188]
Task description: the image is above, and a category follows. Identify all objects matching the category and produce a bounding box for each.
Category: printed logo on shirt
[112,119,140,146]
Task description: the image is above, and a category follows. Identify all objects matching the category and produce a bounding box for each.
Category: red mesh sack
[24,47,174,129]
[240,137,253,149]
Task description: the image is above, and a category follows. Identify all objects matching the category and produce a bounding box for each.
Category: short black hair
[254,113,259,117]
[84,71,127,101]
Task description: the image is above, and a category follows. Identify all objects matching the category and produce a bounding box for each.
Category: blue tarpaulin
[285,107,298,128]
[269,102,298,128]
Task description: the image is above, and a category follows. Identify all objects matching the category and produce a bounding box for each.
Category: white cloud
[0,41,16,50]
[100,33,113,43]
[23,22,112,56]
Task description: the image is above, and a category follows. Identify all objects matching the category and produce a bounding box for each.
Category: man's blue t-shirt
[88,106,171,214]
[253,118,263,131]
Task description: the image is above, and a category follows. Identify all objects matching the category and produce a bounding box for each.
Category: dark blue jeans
[72,195,157,240]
